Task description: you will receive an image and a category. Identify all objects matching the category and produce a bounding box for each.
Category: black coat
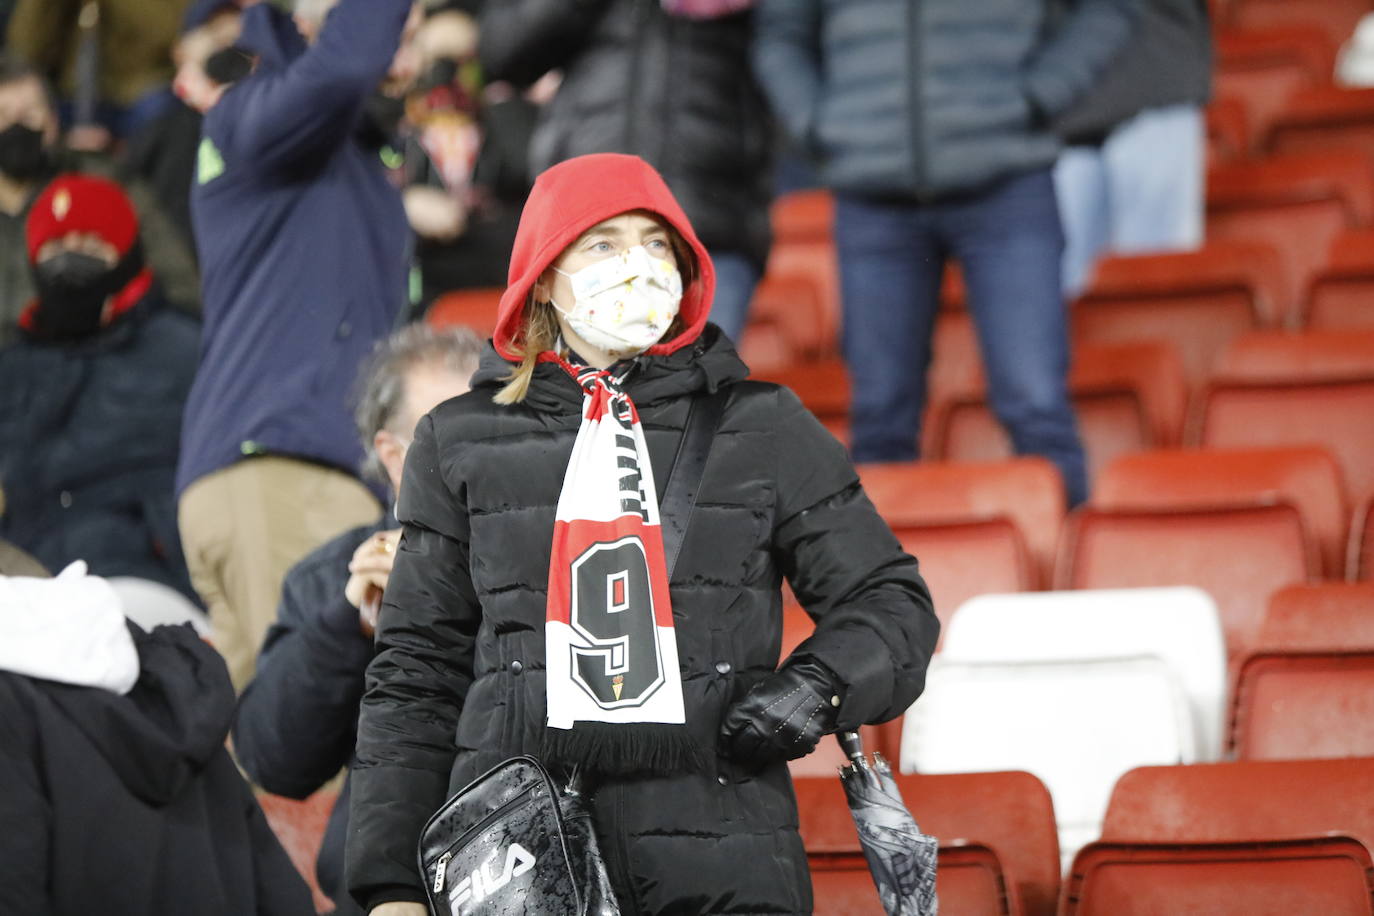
[348,329,939,914]
[233,520,386,916]
[753,0,1142,198]
[0,624,314,916]
[479,0,774,269]
[0,297,199,601]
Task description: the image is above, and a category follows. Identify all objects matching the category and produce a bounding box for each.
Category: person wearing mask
[754,0,1143,508]
[346,153,938,916]
[478,0,773,343]
[233,324,481,916]
[0,56,201,346]
[1052,0,1212,294]
[177,0,422,692]
[0,561,314,915]
[0,174,199,604]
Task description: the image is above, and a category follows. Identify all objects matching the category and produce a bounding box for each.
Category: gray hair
[354,323,483,485]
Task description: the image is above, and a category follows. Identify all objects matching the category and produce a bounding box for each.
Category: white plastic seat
[108,576,211,636]
[937,587,1227,761]
[902,654,1197,869]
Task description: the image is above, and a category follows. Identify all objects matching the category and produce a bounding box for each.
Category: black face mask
[30,245,144,340]
[0,123,50,182]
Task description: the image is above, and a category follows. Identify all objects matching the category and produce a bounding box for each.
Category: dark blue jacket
[233,519,384,915]
[177,0,411,495]
[754,0,1142,198]
[0,297,200,601]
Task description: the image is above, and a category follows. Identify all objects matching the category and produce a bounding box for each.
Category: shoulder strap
[658,387,730,580]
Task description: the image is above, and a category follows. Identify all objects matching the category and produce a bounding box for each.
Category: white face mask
[551,245,683,358]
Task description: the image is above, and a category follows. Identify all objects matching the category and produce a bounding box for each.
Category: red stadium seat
[1207,151,1374,321]
[762,239,842,359]
[1224,0,1372,55]
[1195,330,1374,501]
[1062,836,1374,916]
[1207,97,1252,165]
[771,189,834,245]
[892,519,1033,640]
[858,458,1065,587]
[1091,447,1348,579]
[1260,583,1374,650]
[810,846,1014,916]
[1230,650,1374,759]
[258,790,337,913]
[425,286,502,339]
[1101,757,1374,848]
[1213,26,1336,151]
[1268,85,1374,160]
[929,341,1189,482]
[795,769,1059,916]
[1353,496,1374,580]
[1305,230,1374,330]
[1055,503,1317,661]
[739,274,829,370]
[1072,241,1284,385]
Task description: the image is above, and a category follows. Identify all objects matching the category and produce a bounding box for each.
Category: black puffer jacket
[479,0,774,269]
[348,329,939,914]
[754,0,1142,198]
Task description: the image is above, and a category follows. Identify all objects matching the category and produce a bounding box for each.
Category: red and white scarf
[543,360,699,775]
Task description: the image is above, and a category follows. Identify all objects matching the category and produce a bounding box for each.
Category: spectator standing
[176,0,420,691]
[0,563,314,916]
[754,0,1142,507]
[233,324,480,916]
[478,0,773,343]
[0,174,199,603]
[0,58,200,345]
[1052,0,1212,294]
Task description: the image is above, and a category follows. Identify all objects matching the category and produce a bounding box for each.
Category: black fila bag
[416,389,728,915]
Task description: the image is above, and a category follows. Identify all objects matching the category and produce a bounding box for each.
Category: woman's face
[537,211,679,366]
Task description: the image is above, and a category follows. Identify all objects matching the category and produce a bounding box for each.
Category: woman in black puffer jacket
[477,0,773,342]
[347,153,937,916]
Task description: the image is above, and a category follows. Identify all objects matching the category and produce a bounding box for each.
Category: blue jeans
[1055,104,1205,295]
[708,249,760,344]
[835,169,1088,506]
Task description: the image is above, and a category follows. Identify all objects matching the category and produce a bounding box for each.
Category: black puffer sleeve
[347,413,480,909]
[770,388,939,731]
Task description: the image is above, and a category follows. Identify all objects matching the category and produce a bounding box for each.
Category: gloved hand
[719,658,842,765]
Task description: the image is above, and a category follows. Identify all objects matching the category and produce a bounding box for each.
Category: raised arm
[752,0,825,149]
[222,0,412,171]
[1023,0,1143,120]
[346,413,481,911]
[478,0,610,89]
[771,389,939,730]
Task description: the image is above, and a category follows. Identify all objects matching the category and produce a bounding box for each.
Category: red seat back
[425,287,502,339]
[1231,651,1374,759]
[1063,836,1374,916]
[1305,229,1374,330]
[1092,447,1348,579]
[1055,504,1317,660]
[258,791,337,913]
[1269,85,1374,161]
[810,845,1015,916]
[1225,0,1372,54]
[1213,26,1335,150]
[1260,583,1374,651]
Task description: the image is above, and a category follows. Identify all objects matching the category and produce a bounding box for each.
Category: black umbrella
[836,731,939,916]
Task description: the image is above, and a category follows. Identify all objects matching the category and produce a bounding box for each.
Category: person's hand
[369,903,428,916]
[719,659,842,765]
[346,529,401,633]
[403,186,468,240]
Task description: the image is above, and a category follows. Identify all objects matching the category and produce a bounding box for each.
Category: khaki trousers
[179,456,380,692]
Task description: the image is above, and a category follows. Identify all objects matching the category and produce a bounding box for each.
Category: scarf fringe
[542,723,704,777]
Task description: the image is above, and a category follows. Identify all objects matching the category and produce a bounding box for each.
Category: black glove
[719,659,842,765]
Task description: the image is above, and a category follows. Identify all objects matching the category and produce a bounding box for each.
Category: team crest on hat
[52,189,71,221]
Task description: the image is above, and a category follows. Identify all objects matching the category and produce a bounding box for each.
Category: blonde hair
[494,224,699,405]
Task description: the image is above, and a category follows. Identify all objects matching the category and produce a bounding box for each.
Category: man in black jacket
[478,0,773,342]
[233,324,481,915]
[0,563,313,916]
[1052,0,1212,293]
[755,0,1142,507]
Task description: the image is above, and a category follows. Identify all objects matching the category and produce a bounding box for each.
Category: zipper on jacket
[907,0,926,193]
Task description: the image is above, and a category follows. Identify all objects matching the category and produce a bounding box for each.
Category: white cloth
[0,561,140,694]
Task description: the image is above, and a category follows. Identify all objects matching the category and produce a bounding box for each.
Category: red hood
[492,153,716,361]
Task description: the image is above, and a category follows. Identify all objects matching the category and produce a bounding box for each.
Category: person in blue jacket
[232,323,480,916]
[176,0,422,691]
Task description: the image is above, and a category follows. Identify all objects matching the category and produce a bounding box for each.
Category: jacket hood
[47,623,237,806]
[492,153,716,362]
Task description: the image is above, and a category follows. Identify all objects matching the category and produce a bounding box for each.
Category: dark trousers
[835,168,1088,505]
